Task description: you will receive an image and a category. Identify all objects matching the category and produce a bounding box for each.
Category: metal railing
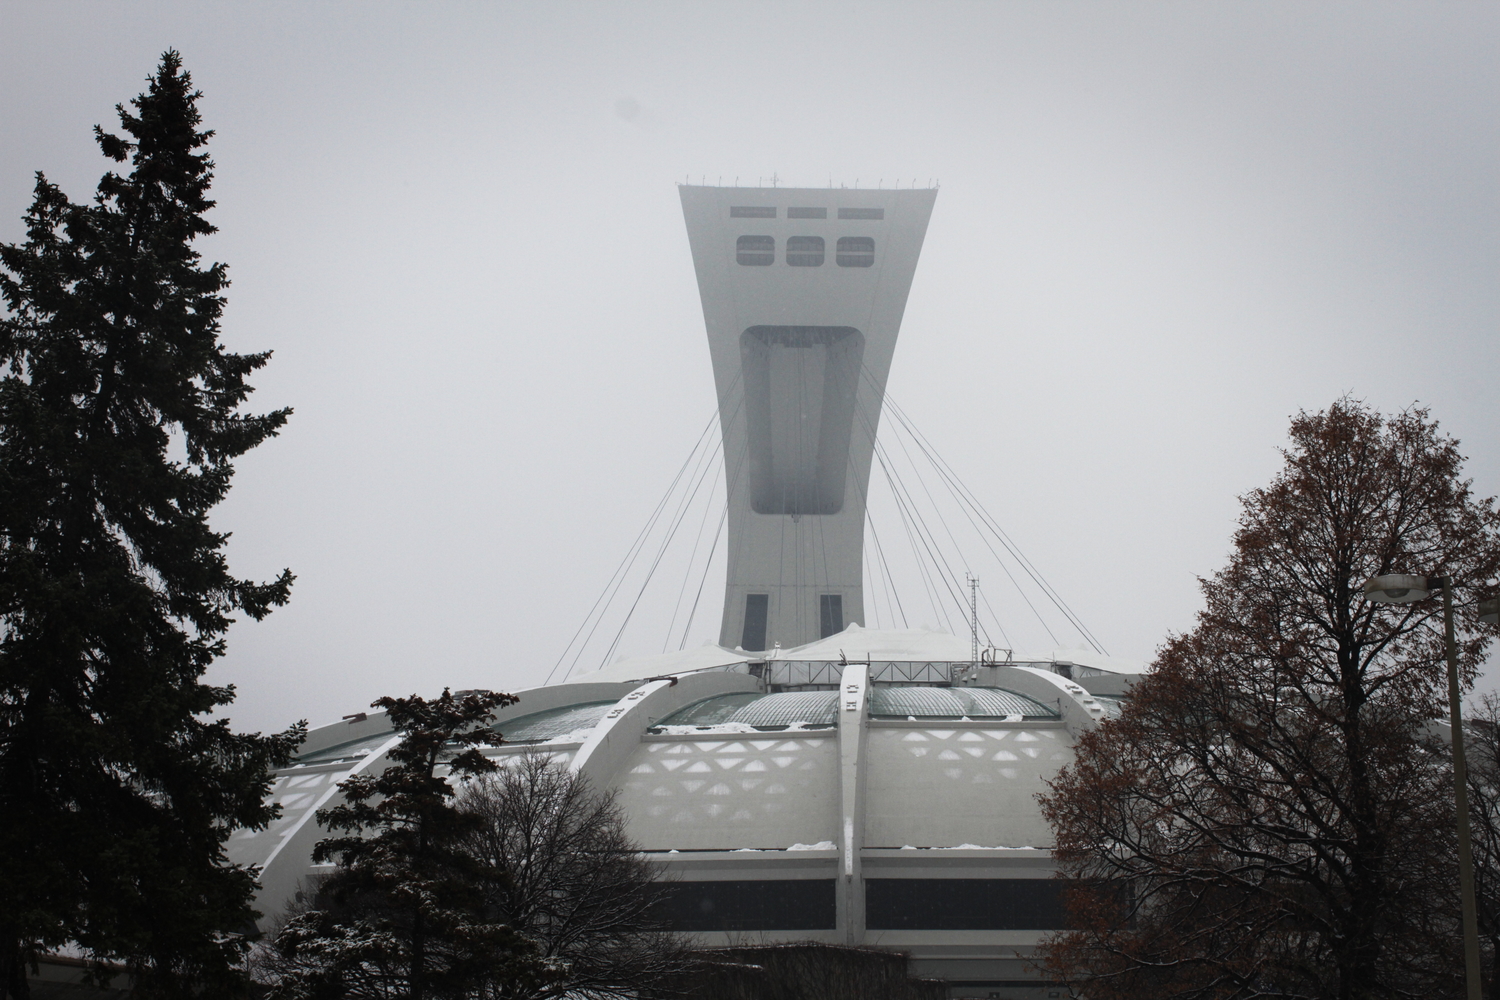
[757,659,1053,689]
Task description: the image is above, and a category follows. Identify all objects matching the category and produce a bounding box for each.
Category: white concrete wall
[615,733,839,850]
[245,671,1087,996]
[678,186,937,651]
[862,724,1071,850]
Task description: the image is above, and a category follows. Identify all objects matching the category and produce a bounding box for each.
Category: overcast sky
[3,2,1496,735]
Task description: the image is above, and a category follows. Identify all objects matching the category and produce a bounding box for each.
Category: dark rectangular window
[819,594,843,638]
[865,879,1070,930]
[837,207,884,220]
[731,206,777,218]
[742,593,769,650]
[654,880,836,931]
[836,236,875,267]
[737,235,775,266]
[785,235,824,267]
[788,207,827,219]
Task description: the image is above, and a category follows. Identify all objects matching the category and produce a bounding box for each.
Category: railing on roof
[649,684,1059,731]
[758,659,1054,689]
[870,661,960,684]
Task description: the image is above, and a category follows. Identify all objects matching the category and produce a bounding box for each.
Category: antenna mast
[967,573,979,668]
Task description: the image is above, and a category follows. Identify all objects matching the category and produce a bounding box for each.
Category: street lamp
[1363,574,1483,1000]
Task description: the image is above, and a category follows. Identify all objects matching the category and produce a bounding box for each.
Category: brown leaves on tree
[1038,399,1500,1000]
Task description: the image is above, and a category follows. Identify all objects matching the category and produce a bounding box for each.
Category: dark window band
[865,879,1071,930]
[838,207,884,220]
[731,206,777,218]
[654,880,836,931]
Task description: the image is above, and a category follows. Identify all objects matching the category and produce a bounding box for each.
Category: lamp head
[1362,574,1432,605]
[1480,597,1500,627]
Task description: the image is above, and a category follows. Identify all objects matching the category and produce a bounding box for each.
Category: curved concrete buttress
[569,670,766,788]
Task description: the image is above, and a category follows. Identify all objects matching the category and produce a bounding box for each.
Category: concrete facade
[235,646,1137,998]
[678,186,937,652]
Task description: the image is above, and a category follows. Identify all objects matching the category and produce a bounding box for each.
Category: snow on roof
[573,629,1147,685]
[579,643,755,684]
[775,627,1149,676]
[775,624,975,663]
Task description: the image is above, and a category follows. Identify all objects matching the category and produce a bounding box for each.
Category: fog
[2,2,1496,735]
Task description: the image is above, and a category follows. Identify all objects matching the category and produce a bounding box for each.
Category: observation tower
[679,185,937,651]
[232,183,1144,998]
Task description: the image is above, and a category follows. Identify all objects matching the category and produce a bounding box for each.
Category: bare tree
[1038,400,1500,1000]
[458,752,693,1000]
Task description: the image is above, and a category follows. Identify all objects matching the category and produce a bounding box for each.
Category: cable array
[541,411,726,685]
[547,384,1106,684]
[865,372,1108,655]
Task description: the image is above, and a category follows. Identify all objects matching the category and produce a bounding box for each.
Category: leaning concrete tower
[679,185,937,652]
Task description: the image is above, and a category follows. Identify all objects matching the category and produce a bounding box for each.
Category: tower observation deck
[679,185,938,652]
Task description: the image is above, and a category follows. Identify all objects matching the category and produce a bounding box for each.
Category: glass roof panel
[868,686,1056,719]
[1091,695,1125,719]
[655,686,1056,729]
[293,701,620,764]
[733,691,839,727]
[654,692,765,726]
[295,731,395,766]
[655,691,838,728]
[957,687,1058,718]
[497,702,617,744]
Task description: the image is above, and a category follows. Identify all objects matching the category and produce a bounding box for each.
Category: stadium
[232,184,1142,998]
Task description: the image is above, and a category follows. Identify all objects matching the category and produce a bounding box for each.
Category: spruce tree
[0,52,304,997]
[265,689,540,1000]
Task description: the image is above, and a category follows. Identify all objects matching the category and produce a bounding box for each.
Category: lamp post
[1363,574,1495,1000]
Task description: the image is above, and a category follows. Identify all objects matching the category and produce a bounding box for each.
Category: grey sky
[2,2,1496,735]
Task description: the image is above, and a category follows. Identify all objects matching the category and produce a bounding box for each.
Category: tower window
[730,206,776,218]
[788,207,827,219]
[785,236,824,267]
[742,593,769,650]
[837,207,884,220]
[736,236,775,266]
[836,236,875,267]
[819,594,843,638]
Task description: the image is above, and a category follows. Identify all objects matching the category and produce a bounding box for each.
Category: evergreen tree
[265,689,542,1000]
[0,52,304,998]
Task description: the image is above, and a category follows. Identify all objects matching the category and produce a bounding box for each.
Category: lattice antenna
[967,573,980,668]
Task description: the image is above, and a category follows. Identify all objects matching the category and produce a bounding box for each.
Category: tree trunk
[2,934,31,1000]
